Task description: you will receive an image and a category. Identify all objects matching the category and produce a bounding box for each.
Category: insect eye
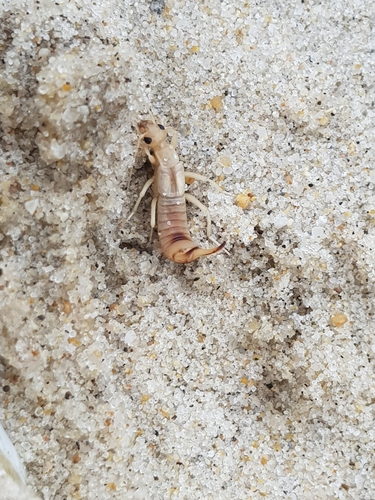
[157,124,165,130]
[144,137,152,144]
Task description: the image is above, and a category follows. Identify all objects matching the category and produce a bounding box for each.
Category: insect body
[127,119,226,263]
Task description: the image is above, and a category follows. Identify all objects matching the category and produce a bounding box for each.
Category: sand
[0,0,375,498]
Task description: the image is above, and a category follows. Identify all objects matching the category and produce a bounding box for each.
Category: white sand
[1,0,375,498]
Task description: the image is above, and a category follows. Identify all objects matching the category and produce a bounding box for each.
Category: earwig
[127,118,226,263]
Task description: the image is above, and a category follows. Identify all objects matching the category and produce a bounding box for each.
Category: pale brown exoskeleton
[127,118,226,263]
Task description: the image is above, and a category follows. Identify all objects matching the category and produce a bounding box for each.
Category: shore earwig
[127,118,226,263]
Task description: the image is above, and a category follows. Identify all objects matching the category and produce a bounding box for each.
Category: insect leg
[143,146,157,165]
[165,127,178,148]
[149,196,158,243]
[184,172,223,192]
[126,176,154,221]
[185,192,212,236]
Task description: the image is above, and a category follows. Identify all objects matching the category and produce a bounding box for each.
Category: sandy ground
[1,0,375,498]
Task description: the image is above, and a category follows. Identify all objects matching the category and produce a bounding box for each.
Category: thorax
[153,148,185,198]
[153,142,179,170]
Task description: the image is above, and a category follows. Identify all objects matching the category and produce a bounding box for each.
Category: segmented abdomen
[157,195,225,263]
[158,195,193,258]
